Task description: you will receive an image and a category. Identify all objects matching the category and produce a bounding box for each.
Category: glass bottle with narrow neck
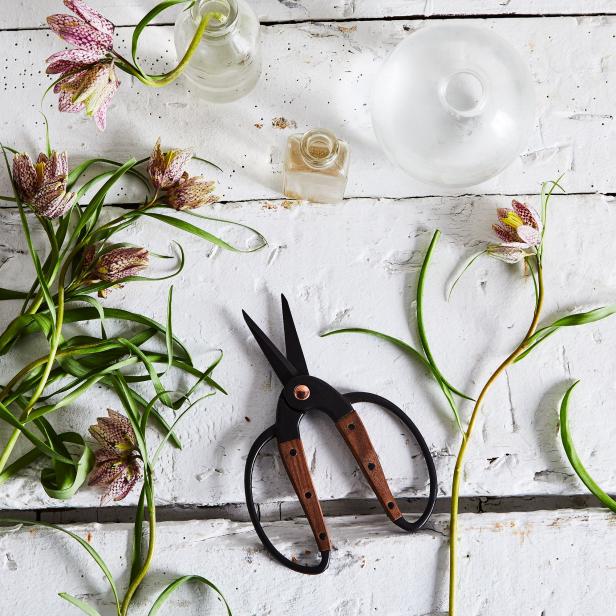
[174,0,261,103]
[283,129,350,204]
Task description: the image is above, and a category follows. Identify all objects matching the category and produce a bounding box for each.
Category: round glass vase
[174,0,261,103]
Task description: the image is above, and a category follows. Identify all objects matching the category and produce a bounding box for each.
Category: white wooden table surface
[2,1,616,614]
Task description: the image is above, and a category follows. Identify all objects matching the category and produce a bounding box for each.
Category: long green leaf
[516,305,616,362]
[0,402,73,465]
[0,288,28,300]
[147,575,232,616]
[142,212,264,253]
[58,594,102,616]
[559,381,616,511]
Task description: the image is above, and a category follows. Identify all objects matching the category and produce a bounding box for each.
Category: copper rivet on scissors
[294,384,311,400]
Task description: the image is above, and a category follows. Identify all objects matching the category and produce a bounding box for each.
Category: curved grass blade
[516,305,616,362]
[417,230,471,402]
[148,575,232,616]
[0,447,42,485]
[446,249,486,301]
[130,485,147,583]
[41,432,94,500]
[0,519,120,611]
[58,593,101,616]
[559,381,616,512]
[142,212,264,252]
[0,402,73,465]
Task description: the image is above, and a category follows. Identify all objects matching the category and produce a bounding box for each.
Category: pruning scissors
[243,295,438,575]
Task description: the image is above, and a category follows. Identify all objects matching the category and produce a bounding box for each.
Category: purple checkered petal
[46,48,104,74]
[65,0,114,38]
[12,153,37,201]
[512,199,542,231]
[47,13,112,53]
[492,223,519,244]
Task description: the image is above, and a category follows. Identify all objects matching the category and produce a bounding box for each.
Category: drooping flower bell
[147,138,194,190]
[166,173,218,211]
[12,151,75,219]
[53,61,120,131]
[47,1,119,130]
[88,409,141,503]
[92,246,150,282]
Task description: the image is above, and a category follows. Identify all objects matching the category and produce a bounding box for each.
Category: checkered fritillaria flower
[52,61,120,131]
[147,138,194,190]
[487,199,543,263]
[88,409,141,503]
[47,1,119,130]
[92,246,150,282]
[12,151,75,218]
[166,174,219,211]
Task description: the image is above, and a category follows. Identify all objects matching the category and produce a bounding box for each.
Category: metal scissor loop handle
[244,425,330,575]
[244,393,437,573]
[343,392,437,532]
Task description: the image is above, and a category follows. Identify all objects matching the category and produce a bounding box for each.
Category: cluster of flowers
[12,139,218,287]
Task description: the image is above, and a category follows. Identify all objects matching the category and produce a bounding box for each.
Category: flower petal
[516,224,541,247]
[47,13,112,52]
[12,153,37,201]
[486,244,528,264]
[46,48,104,74]
[64,0,114,38]
[492,223,520,244]
[512,199,542,231]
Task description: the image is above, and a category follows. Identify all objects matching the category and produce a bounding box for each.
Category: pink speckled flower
[12,151,75,218]
[88,409,141,503]
[166,173,219,211]
[47,0,114,55]
[147,139,194,190]
[488,200,543,263]
[92,246,150,282]
[492,199,543,248]
[54,61,120,131]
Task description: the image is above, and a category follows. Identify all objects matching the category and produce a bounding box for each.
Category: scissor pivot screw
[294,384,311,400]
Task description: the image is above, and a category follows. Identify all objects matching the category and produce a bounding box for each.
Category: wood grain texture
[1,1,615,29]
[278,437,331,551]
[1,192,615,509]
[1,17,616,200]
[336,409,402,522]
[1,509,616,614]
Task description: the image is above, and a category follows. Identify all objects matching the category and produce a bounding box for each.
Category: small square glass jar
[283,128,350,203]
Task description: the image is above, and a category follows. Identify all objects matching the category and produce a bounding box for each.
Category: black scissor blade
[242,310,299,385]
[280,294,309,376]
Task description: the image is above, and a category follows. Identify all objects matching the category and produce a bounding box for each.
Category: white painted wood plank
[1,193,615,509]
[1,17,616,200]
[1,0,614,29]
[1,509,614,614]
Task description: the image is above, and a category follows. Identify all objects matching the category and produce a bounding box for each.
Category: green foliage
[559,382,616,512]
[0,136,245,614]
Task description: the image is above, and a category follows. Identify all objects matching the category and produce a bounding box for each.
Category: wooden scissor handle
[278,438,331,552]
[336,409,403,522]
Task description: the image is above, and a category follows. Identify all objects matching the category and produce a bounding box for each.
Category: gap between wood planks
[1,11,615,32]
[0,494,602,525]
[1,191,615,212]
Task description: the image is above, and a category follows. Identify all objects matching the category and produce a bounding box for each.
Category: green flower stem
[448,258,544,616]
[0,254,74,474]
[117,12,222,88]
[121,478,156,616]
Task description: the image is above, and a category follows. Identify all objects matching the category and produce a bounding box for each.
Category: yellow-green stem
[133,12,222,88]
[120,482,156,616]
[448,262,544,616]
